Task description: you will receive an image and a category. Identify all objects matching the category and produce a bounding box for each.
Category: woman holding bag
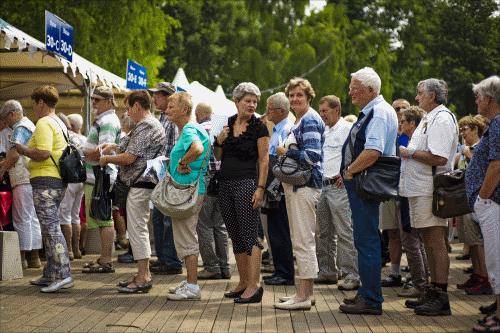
[99,90,166,294]
[157,92,211,301]
[274,77,325,310]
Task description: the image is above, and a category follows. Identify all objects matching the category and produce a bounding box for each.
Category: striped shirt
[82,109,121,185]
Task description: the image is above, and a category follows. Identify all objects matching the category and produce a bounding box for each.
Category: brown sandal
[82,258,115,273]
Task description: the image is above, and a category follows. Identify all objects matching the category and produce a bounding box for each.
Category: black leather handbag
[432,168,472,218]
[349,136,401,202]
[206,170,220,197]
[272,144,312,186]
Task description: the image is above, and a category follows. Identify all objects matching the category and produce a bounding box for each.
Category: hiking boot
[414,288,451,316]
[338,278,361,291]
[381,274,404,287]
[466,280,493,295]
[397,286,423,298]
[457,274,478,290]
[197,269,222,280]
[406,288,430,309]
[343,294,364,305]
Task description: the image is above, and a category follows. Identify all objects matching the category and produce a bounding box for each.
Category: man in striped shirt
[81,86,121,273]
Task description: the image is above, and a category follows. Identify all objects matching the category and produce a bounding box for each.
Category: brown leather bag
[432,168,472,218]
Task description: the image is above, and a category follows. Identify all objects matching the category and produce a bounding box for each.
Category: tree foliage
[0,0,179,86]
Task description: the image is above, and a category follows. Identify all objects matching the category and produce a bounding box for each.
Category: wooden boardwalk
[0,243,489,332]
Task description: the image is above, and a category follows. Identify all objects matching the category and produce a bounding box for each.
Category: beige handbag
[151,148,209,219]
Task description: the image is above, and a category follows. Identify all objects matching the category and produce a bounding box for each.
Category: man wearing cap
[81,86,121,273]
[149,82,183,275]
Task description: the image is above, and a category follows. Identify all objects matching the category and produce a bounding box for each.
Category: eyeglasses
[0,111,12,122]
[266,107,280,112]
[349,85,363,92]
[91,97,106,103]
[394,107,406,112]
[460,126,470,132]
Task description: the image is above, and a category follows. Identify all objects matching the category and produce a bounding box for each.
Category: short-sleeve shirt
[465,114,500,208]
[116,115,166,186]
[219,114,269,181]
[323,118,352,179]
[82,109,121,184]
[11,126,32,146]
[169,123,211,194]
[361,95,399,155]
[28,116,67,179]
[399,105,459,197]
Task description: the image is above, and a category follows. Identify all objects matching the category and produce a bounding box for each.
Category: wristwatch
[408,148,415,159]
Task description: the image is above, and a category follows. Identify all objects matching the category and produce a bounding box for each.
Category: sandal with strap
[473,316,500,333]
[82,258,115,273]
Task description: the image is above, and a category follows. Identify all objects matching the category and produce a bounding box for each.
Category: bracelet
[257,185,265,190]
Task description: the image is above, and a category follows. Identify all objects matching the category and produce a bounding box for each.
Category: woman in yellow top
[12,85,74,293]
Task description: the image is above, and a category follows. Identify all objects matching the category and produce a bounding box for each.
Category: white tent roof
[172,67,190,92]
[0,18,127,103]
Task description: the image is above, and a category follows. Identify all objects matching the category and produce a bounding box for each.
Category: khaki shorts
[408,196,448,229]
[379,198,399,230]
[171,194,205,259]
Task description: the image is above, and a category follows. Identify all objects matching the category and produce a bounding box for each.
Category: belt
[322,175,341,186]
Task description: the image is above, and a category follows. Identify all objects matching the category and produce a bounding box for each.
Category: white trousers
[282,184,321,279]
[474,196,500,294]
[126,187,153,261]
[12,184,42,251]
[58,183,84,225]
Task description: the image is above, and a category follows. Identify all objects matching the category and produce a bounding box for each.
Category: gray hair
[120,112,136,132]
[473,75,500,104]
[267,92,290,112]
[0,100,23,119]
[195,102,213,119]
[392,99,410,108]
[418,78,448,105]
[351,67,381,94]
[232,82,261,102]
[67,114,83,132]
[57,112,71,129]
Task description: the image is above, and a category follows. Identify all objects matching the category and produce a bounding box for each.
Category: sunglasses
[91,97,106,102]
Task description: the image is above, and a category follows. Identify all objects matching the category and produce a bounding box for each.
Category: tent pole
[83,79,91,136]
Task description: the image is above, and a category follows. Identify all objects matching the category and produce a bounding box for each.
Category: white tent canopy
[0,19,127,132]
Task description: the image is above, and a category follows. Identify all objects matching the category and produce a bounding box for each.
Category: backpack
[49,117,87,183]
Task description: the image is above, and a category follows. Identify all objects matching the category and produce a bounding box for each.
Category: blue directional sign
[45,11,73,62]
[126,60,148,90]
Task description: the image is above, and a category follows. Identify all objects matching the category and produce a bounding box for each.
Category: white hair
[0,100,23,119]
[351,67,381,94]
[233,82,261,101]
[67,114,83,131]
[473,75,500,104]
[267,92,290,112]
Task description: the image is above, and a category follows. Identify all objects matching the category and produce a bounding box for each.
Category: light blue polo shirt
[361,95,398,155]
[269,118,293,156]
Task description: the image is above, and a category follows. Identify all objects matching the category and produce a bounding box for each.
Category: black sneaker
[150,263,182,275]
[381,274,404,287]
[480,301,498,314]
[414,288,451,316]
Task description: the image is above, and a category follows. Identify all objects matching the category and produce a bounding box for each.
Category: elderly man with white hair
[0,100,42,269]
[339,67,399,315]
[58,114,87,260]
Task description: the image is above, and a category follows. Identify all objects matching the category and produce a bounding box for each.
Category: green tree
[1,0,179,86]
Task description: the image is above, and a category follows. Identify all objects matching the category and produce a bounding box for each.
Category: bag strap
[196,142,211,183]
[427,110,457,176]
[48,116,70,172]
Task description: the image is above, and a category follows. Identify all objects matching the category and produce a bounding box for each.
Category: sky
[306,0,327,16]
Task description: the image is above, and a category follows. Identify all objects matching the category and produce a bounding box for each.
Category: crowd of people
[0,68,498,332]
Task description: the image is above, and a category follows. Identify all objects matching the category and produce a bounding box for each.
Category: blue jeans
[266,196,295,280]
[152,207,182,269]
[344,178,383,308]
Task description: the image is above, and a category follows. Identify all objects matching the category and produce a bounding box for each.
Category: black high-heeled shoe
[234,287,264,304]
[224,289,245,298]
[118,280,153,293]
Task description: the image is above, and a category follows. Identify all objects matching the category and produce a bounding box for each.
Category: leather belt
[322,175,341,186]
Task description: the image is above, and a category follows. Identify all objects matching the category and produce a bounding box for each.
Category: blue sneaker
[118,253,135,263]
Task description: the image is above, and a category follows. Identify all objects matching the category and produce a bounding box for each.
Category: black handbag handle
[48,116,71,172]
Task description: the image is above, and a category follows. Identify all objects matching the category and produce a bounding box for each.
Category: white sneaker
[279,294,316,306]
[166,285,201,301]
[169,280,187,294]
[274,298,312,310]
[338,278,361,291]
